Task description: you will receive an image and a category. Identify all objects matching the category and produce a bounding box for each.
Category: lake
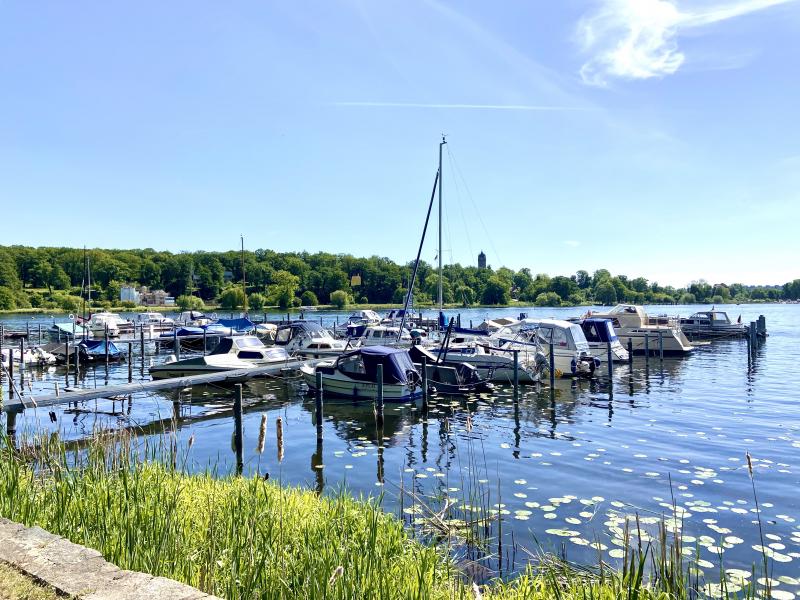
[2,303,799,593]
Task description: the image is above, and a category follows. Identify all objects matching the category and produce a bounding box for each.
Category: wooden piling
[37,323,42,345]
[127,343,133,383]
[548,341,555,387]
[140,325,145,374]
[104,325,109,370]
[627,338,633,365]
[234,383,244,475]
[173,329,180,360]
[19,339,24,387]
[607,341,613,380]
[421,355,428,412]
[7,348,13,400]
[512,350,519,395]
[658,330,664,360]
[375,363,384,428]
[73,345,79,385]
[315,371,323,442]
[644,333,650,359]
[203,328,207,356]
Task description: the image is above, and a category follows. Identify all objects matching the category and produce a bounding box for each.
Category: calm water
[2,304,799,592]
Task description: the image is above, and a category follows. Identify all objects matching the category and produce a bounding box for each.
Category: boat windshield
[235,337,266,349]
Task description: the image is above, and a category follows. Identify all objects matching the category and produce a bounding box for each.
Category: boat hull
[301,366,422,401]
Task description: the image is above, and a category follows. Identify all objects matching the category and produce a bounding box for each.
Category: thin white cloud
[333,101,589,111]
[577,0,795,86]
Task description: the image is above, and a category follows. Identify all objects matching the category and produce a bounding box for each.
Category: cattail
[471,582,483,600]
[187,433,195,450]
[257,414,267,454]
[276,417,284,462]
[746,451,753,477]
[328,565,343,586]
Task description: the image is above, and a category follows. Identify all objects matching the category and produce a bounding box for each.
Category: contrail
[333,101,589,111]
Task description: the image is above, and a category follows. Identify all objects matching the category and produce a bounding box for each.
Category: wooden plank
[2,358,323,413]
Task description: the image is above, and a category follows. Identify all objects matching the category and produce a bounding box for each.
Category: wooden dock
[1,358,324,415]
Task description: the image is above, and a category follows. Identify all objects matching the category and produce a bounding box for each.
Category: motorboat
[1,346,57,367]
[337,310,383,337]
[135,312,175,330]
[255,322,278,343]
[175,311,213,327]
[274,321,349,358]
[150,336,289,379]
[678,310,747,338]
[408,345,494,395]
[359,325,412,346]
[301,345,423,401]
[49,321,91,340]
[568,317,630,363]
[587,305,693,355]
[41,339,125,364]
[87,312,127,337]
[495,319,599,377]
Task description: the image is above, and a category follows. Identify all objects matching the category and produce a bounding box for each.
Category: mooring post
[64,340,70,373]
[128,343,133,382]
[627,338,633,365]
[7,348,13,400]
[104,325,109,370]
[421,356,428,412]
[73,345,79,385]
[6,409,19,439]
[173,328,180,360]
[549,341,555,387]
[315,370,324,442]
[607,341,613,380]
[54,381,60,397]
[644,333,650,360]
[19,338,24,387]
[234,383,244,475]
[26,322,30,339]
[140,325,145,374]
[512,349,519,396]
[659,330,664,360]
[203,328,207,356]
[38,323,42,345]
[750,321,757,353]
[375,363,384,428]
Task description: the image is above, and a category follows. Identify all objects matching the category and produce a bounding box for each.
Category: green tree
[481,276,511,305]
[300,290,319,306]
[266,270,300,310]
[594,280,618,305]
[248,293,267,310]
[0,286,17,310]
[219,288,246,309]
[679,292,697,304]
[535,292,562,307]
[176,295,205,311]
[330,289,351,309]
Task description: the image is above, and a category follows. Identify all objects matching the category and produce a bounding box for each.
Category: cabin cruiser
[300,345,423,401]
[150,336,289,379]
[175,311,213,327]
[41,339,125,364]
[568,317,630,363]
[135,312,175,330]
[87,312,128,337]
[337,310,383,337]
[49,321,91,340]
[496,319,599,376]
[408,345,494,395]
[1,346,57,367]
[274,321,349,358]
[255,322,278,343]
[586,305,693,355]
[678,310,747,338]
[359,325,412,347]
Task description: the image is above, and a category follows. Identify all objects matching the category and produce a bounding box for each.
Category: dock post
[315,371,323,442]
[758,315,766,337]
[128,343,133,383]
[38,323,42,345]
[140,325,145,375]
[202,328,207,356]
[73,345,79,385]
[65,341,70,374]
[644,333,650,359]
[627,339,633,365]
[7,348,13,400]
[659,330,664,360]
[512,350,519,396]
[421,356,428,412]
[19,338,24,388]
[173,329,180,360]
[5,409,19,439]
[26,322,30,339]
[104,325,109,371]
[375,364,384,428]
[549,341,555,387]
[54,381,59,397]
[234,383,244,475]
[750,322,757,353]
[607,341,613,380]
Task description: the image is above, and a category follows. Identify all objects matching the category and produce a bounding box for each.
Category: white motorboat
[300,345,423,401]
[149,336,289,379]
[568,317,630,363]
[587,305,694,355]
[274,321,350,358]
[1,346,57,367]
[359,325,412,346]
[136,312,175,330]
[176,311,213,327]
[495,319,599,377]
[87,312,128,337]
[431,333,544,384]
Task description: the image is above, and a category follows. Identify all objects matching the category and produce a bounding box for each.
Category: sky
[1,0,798,288]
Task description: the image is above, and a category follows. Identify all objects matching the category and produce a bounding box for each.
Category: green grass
[0,433,768,599]
[0,563,61,600]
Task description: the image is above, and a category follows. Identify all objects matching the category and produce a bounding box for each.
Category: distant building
[120,285,140,304]
[478,251,486,269]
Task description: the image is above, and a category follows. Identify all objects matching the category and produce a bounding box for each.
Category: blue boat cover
[216,318,255,333]
[160,326,204,338]
[452,326,490,337]
[581,318,618,343]
[79,339,123,356]
[346,345,416,384]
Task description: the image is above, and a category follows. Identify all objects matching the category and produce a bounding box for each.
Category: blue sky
[1,0,798,287]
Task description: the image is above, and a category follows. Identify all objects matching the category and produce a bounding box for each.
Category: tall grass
[0,431,767,599]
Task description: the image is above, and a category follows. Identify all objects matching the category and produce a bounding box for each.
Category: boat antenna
[241,234,248,317]
[397,168,440,341]
[438,134,446,318]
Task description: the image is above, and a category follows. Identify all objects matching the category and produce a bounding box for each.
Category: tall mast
[438,135,446,313]
[82,246,87,320]
[241,235,248,316]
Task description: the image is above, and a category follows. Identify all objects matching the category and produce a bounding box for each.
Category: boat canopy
[581,318,618,343]
[79,339,123,357]
[336,345,416,384]
[216,318,255,333]
[275,321,330,344]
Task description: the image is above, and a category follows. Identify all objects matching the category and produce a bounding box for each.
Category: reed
[0,431,769,600]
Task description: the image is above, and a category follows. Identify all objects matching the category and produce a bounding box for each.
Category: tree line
[0,245,797,311]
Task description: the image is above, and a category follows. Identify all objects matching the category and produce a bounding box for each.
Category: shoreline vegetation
[0,433,772,599]
[1,245,799,313]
